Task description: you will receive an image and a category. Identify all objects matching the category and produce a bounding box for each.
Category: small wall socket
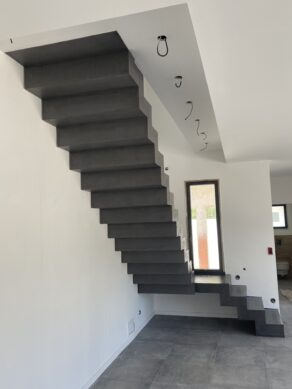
[128,319,135,336]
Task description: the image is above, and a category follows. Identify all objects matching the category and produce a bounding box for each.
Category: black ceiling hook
[174,76,183,88]
[185,101,193,120]
[157,35,169,57]
[195,119,200,135]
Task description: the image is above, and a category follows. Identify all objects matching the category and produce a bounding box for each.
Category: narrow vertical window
[186,181,224,274]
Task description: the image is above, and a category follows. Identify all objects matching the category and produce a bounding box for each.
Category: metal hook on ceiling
[195,119,200,135]
[185,101,193,120]
[157,35,169,57]
[174,76,183,88]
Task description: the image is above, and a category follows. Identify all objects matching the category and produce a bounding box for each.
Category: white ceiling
[0,4,222,156]
[188,0,292,174]
[1,0,292,175]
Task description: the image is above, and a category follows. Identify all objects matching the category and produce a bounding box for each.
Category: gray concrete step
[138,284,195,294]
[121,250,188,264]
[81,168,169,192]
[100,206,174,224]
[133,273,193,285]
[115,237,184,251]
[57,117,157,151]
[25,51,135,98]
[92,188,171,209]
[43,86,143,126]
[128,261,191,275]
[70,144,163,173]
[108,222,178,238]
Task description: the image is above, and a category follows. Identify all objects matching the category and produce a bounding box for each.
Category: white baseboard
[81,310,155,389]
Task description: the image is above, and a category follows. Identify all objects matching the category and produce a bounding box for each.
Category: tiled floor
[92,280,292,389]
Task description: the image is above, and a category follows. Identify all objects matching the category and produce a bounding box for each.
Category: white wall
[0,53,154,389]
[144,80,280,312]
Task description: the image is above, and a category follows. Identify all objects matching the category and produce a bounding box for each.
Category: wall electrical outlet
[128,319,135,336]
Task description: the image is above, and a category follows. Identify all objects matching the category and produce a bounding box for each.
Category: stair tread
[246,296,264,311]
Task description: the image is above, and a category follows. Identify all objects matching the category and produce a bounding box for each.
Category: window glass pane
[272,205,287,228]
[189,183,221,271]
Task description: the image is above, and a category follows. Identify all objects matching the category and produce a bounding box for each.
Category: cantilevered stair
[7,32,284,337]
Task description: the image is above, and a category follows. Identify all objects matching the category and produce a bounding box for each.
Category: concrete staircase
[7,31,284,337]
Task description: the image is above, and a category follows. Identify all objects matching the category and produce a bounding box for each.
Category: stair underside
[6,31,284,337]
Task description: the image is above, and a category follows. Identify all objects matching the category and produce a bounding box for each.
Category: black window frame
[272,204,288,229]
[186,180,224,275]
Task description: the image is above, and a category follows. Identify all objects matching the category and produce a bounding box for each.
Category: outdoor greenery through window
[187,181,223,272]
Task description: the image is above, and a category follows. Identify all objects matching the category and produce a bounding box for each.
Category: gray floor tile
[121,340,173,360]
[263,335,292,350]
[137,326,179,343]
[209,364,268,388]
[218,332,265,349]
[265,347,292,370]
[214,345,266,367]
[92,378,150,388]
[153,359,210,386]
[169,343,216,364]
[102,356,162,384]
[267,367,292,389]
[175,328,220,346]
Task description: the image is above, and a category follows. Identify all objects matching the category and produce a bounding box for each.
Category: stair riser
[57,117,154,151]
[128,263,190,275]
[138,284,195,294]
[25,52,135,98]
[116,238,183,251]
[42,87,142,126]
[122,251,187,264]
[92,188,171,209]
[70,144,160,173]
[195,284,229,294]
[81,168,169,192]
[108,222,178,238]
[100,206,174,224]
[133,274,192,285]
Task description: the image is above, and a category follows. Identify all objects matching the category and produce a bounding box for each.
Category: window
[186,181,223,273]
[272,204,288,229]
